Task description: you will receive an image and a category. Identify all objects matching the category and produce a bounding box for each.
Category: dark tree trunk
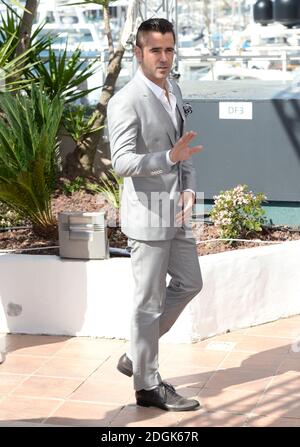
[16,0,38,57]
[8,0,38,88]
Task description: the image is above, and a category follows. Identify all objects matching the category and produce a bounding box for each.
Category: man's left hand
[176,191,195,227]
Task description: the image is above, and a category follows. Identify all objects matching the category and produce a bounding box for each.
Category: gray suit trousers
[130,228,203,391]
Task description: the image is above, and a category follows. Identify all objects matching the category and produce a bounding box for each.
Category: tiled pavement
[1,315,300,427]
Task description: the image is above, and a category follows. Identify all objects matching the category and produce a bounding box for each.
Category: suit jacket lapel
[133,73,177,146]
[175,105,184,137]
[171,80,186,125]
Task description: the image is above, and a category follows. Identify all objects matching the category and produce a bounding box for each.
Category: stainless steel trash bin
[58,211,109,259]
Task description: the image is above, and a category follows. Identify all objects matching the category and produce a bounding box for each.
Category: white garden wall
[0,240,300,343]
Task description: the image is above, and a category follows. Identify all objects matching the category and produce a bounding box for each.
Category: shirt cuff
[183,188,196,202]
[166,150,176,166]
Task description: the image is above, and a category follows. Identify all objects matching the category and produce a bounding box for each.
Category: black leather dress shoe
[117,353,133,377]
[136,381,200,412]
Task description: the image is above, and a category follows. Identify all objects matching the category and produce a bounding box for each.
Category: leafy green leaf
[0,84,64,233]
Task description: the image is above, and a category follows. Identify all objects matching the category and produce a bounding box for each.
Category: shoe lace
[161,381,177,396]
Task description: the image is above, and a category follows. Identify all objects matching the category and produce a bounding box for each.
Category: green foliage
[0,8,49,59]
[63,105,103,143]
[210,184,267,240]
[0,7,21,51]
[5,0,27,10]
[0,84,64,235]
[0,32,39,91]
[0,6,100,102]
[0,8,53,91]
[0,4,100,101]
[61,176,86,195]
[27,46,101,103]
[0,201,27,227]
[60,170,123,210]
[86,169,123,209]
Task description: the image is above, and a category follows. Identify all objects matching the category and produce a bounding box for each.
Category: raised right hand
[169,131,203,163]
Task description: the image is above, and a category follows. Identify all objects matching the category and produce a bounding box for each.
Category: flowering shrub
[210,185,267,240]
[0,203,27,228]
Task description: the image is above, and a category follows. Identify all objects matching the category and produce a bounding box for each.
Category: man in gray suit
[107,18,203,411]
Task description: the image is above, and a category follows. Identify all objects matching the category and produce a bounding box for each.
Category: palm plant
[27,46,102,103]
[87,169,123,209]
[0,5,100,101]
[0,6,51,91]
[0,84,64,237]
[0,7,20,48]
[0,31,41,91]
[63,105,103,142]
[0,7,56,62]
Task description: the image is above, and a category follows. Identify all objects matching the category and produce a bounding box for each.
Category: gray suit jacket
[107,72,196,241]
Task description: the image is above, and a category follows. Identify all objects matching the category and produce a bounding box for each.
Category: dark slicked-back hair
[136,18,175,48]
